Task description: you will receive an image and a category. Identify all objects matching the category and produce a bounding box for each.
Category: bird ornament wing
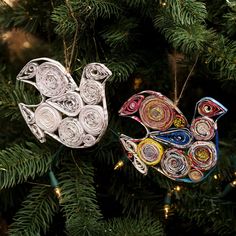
[119,91,227,183]
[17,58,112,148]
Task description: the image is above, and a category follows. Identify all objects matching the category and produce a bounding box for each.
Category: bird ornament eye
[197,97,227,119]
[119,94,145,116]
[17,58,112,148]
[118,91,227,183]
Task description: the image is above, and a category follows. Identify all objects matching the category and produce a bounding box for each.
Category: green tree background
[0,0,236,235]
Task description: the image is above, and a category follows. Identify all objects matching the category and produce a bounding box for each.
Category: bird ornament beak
[118,90,227,183]
[17,57,112,148]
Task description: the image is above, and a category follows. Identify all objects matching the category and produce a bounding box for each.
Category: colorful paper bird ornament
[119,90,227,183]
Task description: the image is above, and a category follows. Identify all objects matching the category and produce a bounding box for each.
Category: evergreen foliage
[59,160,104,235]
[0,143,52,188]
[0,0,236,235]
[8,185,59,236]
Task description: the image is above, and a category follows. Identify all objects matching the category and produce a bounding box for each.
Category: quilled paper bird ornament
[17,57,112,148]
[118,90,227,183]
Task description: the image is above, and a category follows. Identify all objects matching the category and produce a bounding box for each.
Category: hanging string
[173,50,178,104]
[63,0,79,72]
[174,54,199,106]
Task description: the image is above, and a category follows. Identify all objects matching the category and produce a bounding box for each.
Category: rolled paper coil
[120,138,138,154]
[150,128,193,149]
[58,117,84,148]
[29,123,46,143]
[18,61,38,80]
[35,103,62,133]
[139,95,175,131]
[119,94,144,116]
[80,80,103,105]
[46,92,83,116]
[173,114,187,128]
[137,138,163,165]
[188,168,204,182]
[84,63,111,81]
[188,141,217,171]
[190,117,215,141]
[36,62,69,97]
[197,98,226,118]
[161,148,190,179]
[83,134,96,147]
[79,105,106,136]
[132,154,148,175]
[18,103,35,124]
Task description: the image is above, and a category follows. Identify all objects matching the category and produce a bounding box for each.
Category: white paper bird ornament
[17,57,112,148]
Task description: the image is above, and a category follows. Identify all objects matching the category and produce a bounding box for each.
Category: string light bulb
[159,0,167,7]
[164,204,170,219]
[175,185,181,192]
[219,178,236,198]
[54,187,62,199]
[49,170,62,201]
[231,180,236,186]
[164,191,172,219]
[214,174,218,180]
[114,160,124,170]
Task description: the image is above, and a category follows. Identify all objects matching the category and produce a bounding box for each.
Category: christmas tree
[1,0,236,235]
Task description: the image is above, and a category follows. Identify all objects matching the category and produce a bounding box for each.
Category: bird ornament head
[119,90,227,183]
[17,57,112,148]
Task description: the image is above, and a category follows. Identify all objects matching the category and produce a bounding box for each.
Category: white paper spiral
[121,139,137,154]
[83,134,96,147]
[36,62,69,97]
[35,103,62,133]
[17,62,38,80]
[46,92,84,116]
[29,123,46,143]
[80,80,103,105]
[133,154,148,175]
[58,117,84,148]
[18,103,35,124]
[79,105,105,136]
[84,63,111,81]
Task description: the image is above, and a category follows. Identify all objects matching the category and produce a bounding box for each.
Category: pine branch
[223,12,236,37]
[0,80,40,121]
[124,0,150,9]
[107,55,139,82]
[86,0,122,19]
[153,0,236,80]
[0,0,52,34]
[0,143,52,189]
[204,34,236,80]
[100,17,139,48]
[167,0,207,25]
[59,159,104,235]
[52,0,121,36]
[8,185,59,236]
[153,1,212,55]
[105,216,165,236]
[109,164,165,218]
[51,4,76,37]
[175,189,236,235]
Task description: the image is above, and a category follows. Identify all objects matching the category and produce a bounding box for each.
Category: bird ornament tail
[17,58,112,148]
[119,90,227,183]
